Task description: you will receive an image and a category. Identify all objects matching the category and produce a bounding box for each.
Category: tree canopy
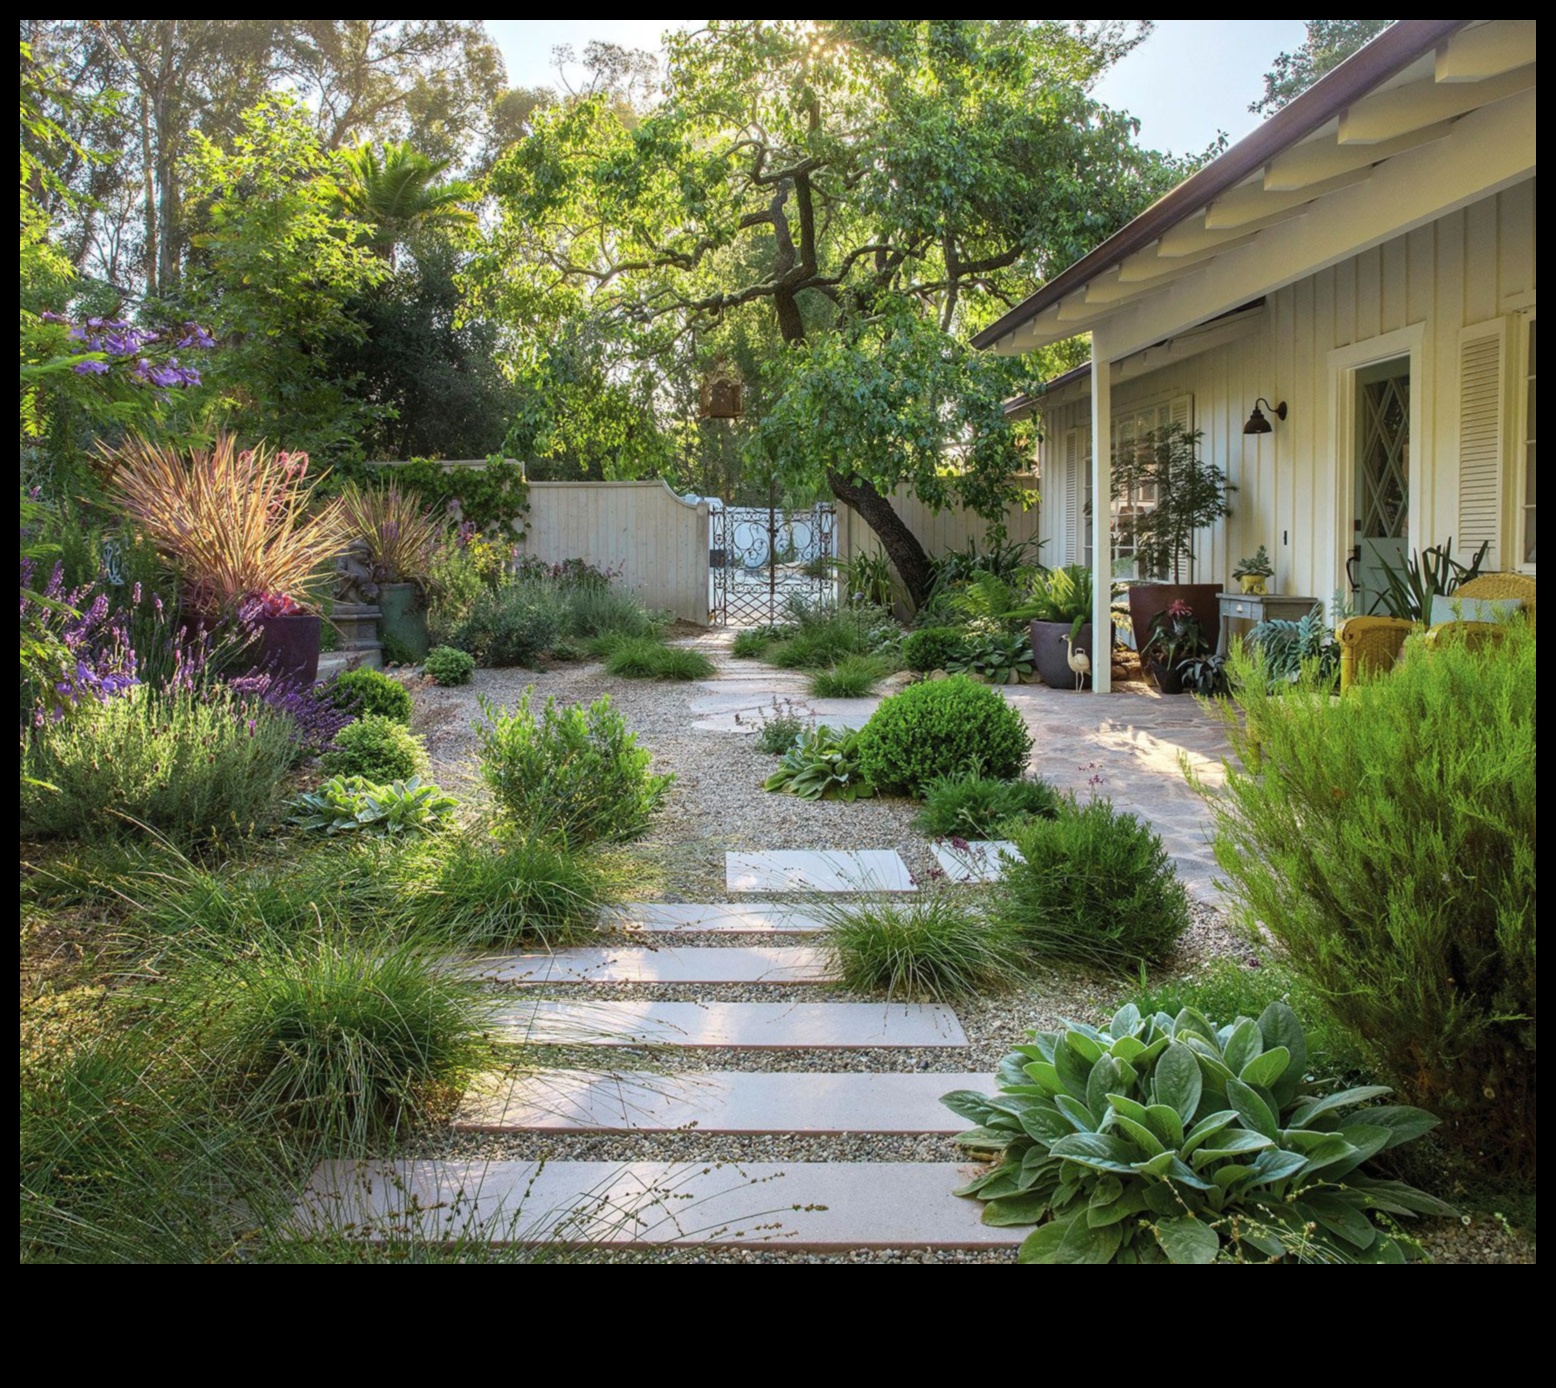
[476,20,1188,601]
[1252,20,1395,115]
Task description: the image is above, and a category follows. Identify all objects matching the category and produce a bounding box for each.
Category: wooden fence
[835,479,1043,575]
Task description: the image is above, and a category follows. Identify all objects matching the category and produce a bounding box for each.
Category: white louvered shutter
[1457,321,1506,567]
[1062,428,1080,565]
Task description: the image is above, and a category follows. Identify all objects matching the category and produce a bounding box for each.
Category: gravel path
[402,642,1531,1265]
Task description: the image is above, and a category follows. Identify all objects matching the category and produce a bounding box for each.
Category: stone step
[496,999,968,1048]
[726,849,916,893]
[301,1159,1017,1250]
[474,946,833,986]
[603,903,830,933]
[931,839,1024,884]
[456,1069,992,1133]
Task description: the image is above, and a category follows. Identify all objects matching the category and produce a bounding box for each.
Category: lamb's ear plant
[946,1002,1454,1264]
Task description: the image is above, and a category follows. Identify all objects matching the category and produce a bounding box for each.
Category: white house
[978,19,1535,689]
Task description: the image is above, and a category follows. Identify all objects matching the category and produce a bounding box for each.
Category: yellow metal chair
[1337,572,1536,692]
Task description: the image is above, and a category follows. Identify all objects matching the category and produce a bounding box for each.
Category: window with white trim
[1110,395,1193,575]
[1520,313,1536,569]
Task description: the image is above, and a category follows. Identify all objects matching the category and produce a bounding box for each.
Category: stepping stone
[931,840,1024,884]
[475,946,832,985]
[603,902,830,933]
[495,999,967,1048]
[455,1069,993,1134]
[301,1160,1019,1250]
[726,849,915,894]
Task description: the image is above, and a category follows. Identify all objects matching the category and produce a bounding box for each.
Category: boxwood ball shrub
[856,675,1031,796]
[330,667,413,724]
[902,625,964,674]
[320,714,428,783]
[993,798,1189,972]
[946,1003,1453,1263]
[424,645,475,686]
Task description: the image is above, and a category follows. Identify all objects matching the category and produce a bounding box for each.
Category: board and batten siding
[1033,179,1537,610]
[522,480,711,625]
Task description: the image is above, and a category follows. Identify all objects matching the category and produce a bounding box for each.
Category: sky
[486,19,1310,155]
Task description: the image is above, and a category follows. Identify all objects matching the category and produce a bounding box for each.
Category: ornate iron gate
[710,498,837,625]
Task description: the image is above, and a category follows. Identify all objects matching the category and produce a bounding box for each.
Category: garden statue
[335,538,380,605]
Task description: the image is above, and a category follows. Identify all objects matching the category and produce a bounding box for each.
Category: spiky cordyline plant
[106,434,347,616]
[339,483,442,587]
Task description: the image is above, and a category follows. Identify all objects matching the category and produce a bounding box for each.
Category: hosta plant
[763,725,874,802]
[287,775,458,837]
[946,633,1034,685]
[944,1002,1453,1263]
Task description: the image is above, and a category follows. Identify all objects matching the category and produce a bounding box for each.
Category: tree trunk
[827,469,936,609]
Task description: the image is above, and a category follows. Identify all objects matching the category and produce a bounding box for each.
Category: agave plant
[763,724,875,801]
[945,1002,1454,1263]
[106,434,347,616]
[339,483,443,588]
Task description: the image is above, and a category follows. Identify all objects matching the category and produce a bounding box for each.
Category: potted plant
[1143,599,1210,694]
[341,483,442,662]
[106,434,347,684]
[1009,564,1107,690]
[1233,544,1275,595]
[1110,422,1233,651]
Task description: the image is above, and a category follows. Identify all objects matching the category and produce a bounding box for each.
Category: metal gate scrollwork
[710,499,837,626]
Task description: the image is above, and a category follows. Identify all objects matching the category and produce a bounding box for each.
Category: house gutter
[972,19,1470,351]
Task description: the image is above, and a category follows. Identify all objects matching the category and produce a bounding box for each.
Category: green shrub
[450,582,564,667]
[766,603,897,670]
[287,776,457,838]
[855,676,1031,796]
[330,667,413,723]
[1203,625,1536,1173]
[560,584,660,642]
[1125,956,1367,1084]
[21,688,297,845]
[605,636,715,681]
[916,773,1061,838]
[763,724,874,802]
[902,625,964,673]
[731,626,782,658]
[476,691,673,846]
[423,645,475,686]
[402,831,607,947]
[946,1003,1453,1263]
[172,929,495,1148]
[756,700,806,754]
[822,897,1025,1000]
[993,799,1189,972]
[320,714,428,783]
[810,654,887,698]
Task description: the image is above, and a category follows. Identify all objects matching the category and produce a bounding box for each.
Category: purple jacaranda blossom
[72,359,111,375]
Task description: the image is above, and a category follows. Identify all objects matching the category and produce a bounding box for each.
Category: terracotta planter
[1127,582,1222,653]
[1030,619,1109,691]
[378,582,429,662]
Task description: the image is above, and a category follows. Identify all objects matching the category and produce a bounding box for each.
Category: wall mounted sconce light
[1243,397,1288,434]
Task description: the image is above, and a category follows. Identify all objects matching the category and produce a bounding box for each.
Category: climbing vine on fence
[392,455,530,539]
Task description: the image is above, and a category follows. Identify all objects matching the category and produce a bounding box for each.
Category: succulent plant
[944,1001,1454,1263]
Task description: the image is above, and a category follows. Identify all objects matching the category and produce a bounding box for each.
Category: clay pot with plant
[340,483,444,662]
[1143,599,1211,695]
[106,434,348,684]
[1111,422,1232,650]
[1232,544,1275,595]
[1009,564,1108,690]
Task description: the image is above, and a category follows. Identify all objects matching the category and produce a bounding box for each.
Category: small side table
[1217,591,1322,656]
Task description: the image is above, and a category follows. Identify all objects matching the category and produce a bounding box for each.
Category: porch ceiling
[976,20,1536,360]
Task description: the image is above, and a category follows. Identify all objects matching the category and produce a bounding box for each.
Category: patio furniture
[1337,572,1535,691]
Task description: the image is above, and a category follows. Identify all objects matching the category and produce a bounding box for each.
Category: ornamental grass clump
[855,675,1031,796]
[915,773,1061,838]
[810,654,887,698]
[105,433,347,615]
[947,1003,1454,1263]
[339,483,441,588]
[822,897,1025,1001]
[1202,623,1536,1173]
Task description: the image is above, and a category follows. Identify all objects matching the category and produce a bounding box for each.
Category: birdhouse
[700,376,744,419]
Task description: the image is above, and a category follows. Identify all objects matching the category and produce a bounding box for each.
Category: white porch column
[1088,327,1113,694]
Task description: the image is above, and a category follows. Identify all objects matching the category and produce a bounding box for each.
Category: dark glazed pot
[1031,620,1108,691]
[1127,583,1222,654]
[249,613,322,686]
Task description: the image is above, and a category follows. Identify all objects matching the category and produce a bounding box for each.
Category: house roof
[975,20,1536,357]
